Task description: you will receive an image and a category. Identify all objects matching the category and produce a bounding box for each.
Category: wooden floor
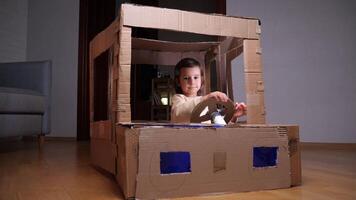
[0,140,355,200]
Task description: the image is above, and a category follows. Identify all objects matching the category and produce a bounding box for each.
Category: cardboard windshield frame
[88,3,301,199]
[118,4,264,124]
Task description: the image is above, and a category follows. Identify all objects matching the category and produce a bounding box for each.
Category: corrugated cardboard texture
[285,126,301,186]
[238,124,301,186]
[243,39,263,73]
[132,38,219,52]
[245,73,265,124]
[88,20,118,176]
[89,23,118,123]
[90,121,112,140]
[91,139,116,174]
[118,26,131,65]
[244,40,265,124]
[116,126,139,198]
[89,20,119,59]
[116,26,131,122]
[122,4,260,39]
[132,126,290,199]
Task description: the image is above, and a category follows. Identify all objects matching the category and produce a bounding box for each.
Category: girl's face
[179,66,202,97]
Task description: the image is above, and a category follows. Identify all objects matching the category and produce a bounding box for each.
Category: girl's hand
[230,102,247,123]
[203,91,229,102]
[234,102,247,117]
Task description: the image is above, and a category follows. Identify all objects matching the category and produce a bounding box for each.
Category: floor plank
[0,140,355,200]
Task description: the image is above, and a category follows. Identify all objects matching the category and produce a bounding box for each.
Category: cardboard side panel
[117,26,132,122]
[226,45,243,61]
[240,124,301,186]
[118,64,131,83]
[243,39,262,73]
[89,21,118,176]
[117,93,130,105]
[122,4,260,39]
[286,126,301,186]
[91,139,116,174]
[90,20,119,59]
[116,126,139,198]
[89,21,118,123]
[134,127,290,199]
[90,121,112,140]
[244,39,265,124]
[119,27,131,65]
[244,73,266,124]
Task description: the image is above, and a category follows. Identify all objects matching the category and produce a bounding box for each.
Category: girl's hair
[174,57,204,95]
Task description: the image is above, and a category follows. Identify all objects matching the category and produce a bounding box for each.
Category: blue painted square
[160,152,191,174]
[253,147,278,168]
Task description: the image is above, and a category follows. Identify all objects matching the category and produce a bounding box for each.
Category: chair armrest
[0,60,52,134]
[0,60,51,96]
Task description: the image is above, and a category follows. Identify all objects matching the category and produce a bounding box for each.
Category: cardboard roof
[121,4,261,39]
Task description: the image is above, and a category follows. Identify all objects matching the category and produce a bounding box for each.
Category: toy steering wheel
[190,98,235,124]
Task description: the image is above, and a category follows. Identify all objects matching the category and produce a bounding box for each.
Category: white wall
[0,0,28,62]
[228,0,356,143]
[27,0,80,137]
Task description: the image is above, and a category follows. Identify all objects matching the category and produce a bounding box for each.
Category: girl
[171,57,247,123]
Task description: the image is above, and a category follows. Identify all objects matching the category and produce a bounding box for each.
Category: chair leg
[38,134,45,149]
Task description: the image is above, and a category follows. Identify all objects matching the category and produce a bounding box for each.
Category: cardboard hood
[115,123,299,199]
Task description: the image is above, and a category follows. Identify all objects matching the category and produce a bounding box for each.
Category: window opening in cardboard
[231,53,246,122]
[253,147,278,168]
[131,64,157,121]
[131,28,220,122]
[131,26,159,121]
[150,73,175,121]
[93,49,109,121]
[130,27,244,122]
[160,152,191,175]
[213,152,227,173]
[209,60,218,92]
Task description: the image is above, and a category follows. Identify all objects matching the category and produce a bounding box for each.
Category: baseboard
[44,136,76,141]
[22,135,76,141]
[301,142,356,150]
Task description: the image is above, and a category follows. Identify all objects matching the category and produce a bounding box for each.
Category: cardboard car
[89,4,301,199]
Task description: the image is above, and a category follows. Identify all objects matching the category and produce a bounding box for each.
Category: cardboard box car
[88,3,301,199]
[115,123,299,199]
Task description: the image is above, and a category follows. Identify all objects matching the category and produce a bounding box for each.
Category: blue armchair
[0,60,51,142]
